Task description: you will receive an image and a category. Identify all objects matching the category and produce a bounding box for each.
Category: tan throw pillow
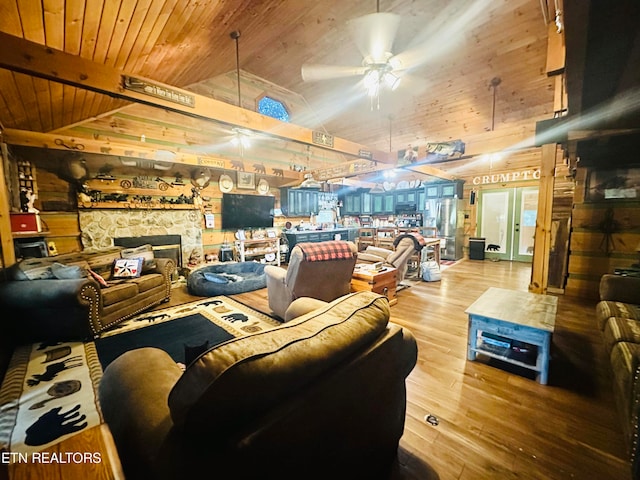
[112,258,144,279]
[121,244,157,272]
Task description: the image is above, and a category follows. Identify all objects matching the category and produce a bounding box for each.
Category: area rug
[0,296,280,455]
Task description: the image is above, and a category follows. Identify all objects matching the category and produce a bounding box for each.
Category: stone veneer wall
[78,210,202,265]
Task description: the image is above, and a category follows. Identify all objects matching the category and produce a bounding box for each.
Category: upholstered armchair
[357,233,425,283]
[264,240,357,319]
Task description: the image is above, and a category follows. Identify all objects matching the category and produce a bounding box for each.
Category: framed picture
[237,171,256,189]
[397,145,419,166]
[585,167,640,202]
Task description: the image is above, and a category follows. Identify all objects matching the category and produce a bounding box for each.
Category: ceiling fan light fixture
[383,71,400,90]
[231,127,252,149]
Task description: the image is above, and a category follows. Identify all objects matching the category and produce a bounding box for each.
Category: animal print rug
[0,296,280,454]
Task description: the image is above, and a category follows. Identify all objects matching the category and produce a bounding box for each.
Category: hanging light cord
[230,30,241,107]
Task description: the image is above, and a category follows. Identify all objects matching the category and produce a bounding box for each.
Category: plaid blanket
[297,241,354,262]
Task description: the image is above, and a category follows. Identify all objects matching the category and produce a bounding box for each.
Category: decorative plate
[219,174,234,193]
[257,178,270,195]
[264,253,276,262]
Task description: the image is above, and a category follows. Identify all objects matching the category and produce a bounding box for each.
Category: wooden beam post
[0,143,16,268]
[529,143,557,293]
[0,31,391,164]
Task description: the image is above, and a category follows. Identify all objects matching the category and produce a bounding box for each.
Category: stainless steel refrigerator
[436,198,464,260]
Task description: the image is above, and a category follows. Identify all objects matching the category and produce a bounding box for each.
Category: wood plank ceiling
[0,0,555,173]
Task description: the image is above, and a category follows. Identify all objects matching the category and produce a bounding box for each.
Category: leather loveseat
[596,273,640,478]
[98,291,418,479]
[0,246,174,342]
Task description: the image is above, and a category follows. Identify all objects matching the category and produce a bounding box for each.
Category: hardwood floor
[183,260,630,479]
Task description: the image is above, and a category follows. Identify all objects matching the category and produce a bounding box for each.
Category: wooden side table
[351,266,398,305]
[7,424,124,480]
[465,287,557,384]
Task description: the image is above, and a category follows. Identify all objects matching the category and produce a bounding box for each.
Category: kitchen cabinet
[282,188,319,215]
[343,192,362,215]
[361,192,372,214]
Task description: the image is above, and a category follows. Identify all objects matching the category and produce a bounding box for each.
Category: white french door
[478,187,538,262]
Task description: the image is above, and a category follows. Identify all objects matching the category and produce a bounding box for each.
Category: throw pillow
[88,269,109,287]
[121,244,157,272]
[112,258,144,279]
[51,262,88,280]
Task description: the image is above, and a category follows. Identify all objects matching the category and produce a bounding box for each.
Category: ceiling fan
[301,0,494,109]
[301,6,406,107]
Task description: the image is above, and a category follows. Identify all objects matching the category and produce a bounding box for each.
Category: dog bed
[188,262,267,296]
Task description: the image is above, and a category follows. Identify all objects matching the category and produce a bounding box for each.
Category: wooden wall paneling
[12,73,41,132]
[129,0,181,74]
[43,0,66,50]
[17,0,45,43]
[0,143,16,268]
[565,166,640,298]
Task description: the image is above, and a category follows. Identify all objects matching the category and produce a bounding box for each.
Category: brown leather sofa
[0,246,174,342]
[264,240,357,319]
[596,273,640,478]
[98,291,418,480]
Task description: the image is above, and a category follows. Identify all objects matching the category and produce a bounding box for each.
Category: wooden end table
[465,287,557,385]
[351,266,398,305]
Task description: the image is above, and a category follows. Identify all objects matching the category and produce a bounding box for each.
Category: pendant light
[230,30,251,155]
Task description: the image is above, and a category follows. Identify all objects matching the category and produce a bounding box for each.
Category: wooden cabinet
[361,192,372,214]
[343,192,362,215]
[283,189,319,215]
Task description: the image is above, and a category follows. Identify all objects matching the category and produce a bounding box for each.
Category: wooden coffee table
[465,287,557,384]
[351,266,398,305]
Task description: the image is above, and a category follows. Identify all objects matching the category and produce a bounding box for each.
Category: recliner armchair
[265,240,357,319]
[357,233,425,283]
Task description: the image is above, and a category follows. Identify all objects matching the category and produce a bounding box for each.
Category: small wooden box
[351,266,397,305]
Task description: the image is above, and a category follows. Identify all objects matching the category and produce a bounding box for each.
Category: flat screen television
[221,193,275,230]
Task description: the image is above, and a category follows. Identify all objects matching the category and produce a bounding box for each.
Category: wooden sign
[123,76,196,107]
[312,131,334,147]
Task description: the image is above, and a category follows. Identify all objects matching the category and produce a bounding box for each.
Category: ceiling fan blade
[301,64,367,82]
[347,12,401,63]
[389,0,493,72]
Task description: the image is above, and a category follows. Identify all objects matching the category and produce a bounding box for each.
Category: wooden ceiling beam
[0,31,392,164]
[0,128,303,181]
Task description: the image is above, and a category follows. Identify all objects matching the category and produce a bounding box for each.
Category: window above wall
[258,96,289,122]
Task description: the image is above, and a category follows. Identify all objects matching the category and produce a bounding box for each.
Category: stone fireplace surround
[79,210,203,266]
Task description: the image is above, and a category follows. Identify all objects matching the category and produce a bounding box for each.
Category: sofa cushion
[51,261,89,279]
[102,282,139,306]
[168,291,390,435]
[603,317,640,353]
[610,342,640,420]
[121,244,157,272]
[10,258,54,280]
[597,301,640,330]
[128,273,164,293]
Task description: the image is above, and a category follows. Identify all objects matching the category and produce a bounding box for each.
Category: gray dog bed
[187,262,267,296]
